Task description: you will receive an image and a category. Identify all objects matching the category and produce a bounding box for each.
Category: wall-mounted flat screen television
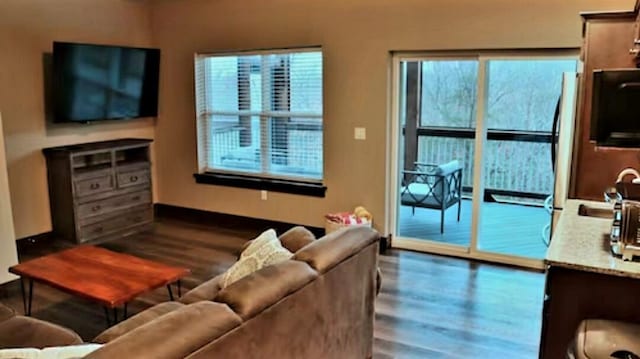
[590,69,640,147]
[52,42,160,123]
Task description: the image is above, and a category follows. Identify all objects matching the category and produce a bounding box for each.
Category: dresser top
[546,199,640,279]
[43,138,152,155]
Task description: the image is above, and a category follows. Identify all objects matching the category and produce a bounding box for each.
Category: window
[194,48,324,194]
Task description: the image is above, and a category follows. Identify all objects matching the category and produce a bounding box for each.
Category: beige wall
[0,113,18,284]
[150,0,635,231]
[0,0,154,238]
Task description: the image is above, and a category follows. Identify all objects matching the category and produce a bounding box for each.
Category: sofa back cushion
[294,226,379,274]
[93,301,185,344]
[86,302,242,359]
[278,226,316,253]
[214,260,318,320]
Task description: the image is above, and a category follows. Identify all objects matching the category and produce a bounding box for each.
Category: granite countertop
[546,199,640,279]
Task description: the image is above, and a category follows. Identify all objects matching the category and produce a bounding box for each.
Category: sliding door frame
[386,49,578,270]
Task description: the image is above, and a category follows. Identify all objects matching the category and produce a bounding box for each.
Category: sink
[578,204,613,219]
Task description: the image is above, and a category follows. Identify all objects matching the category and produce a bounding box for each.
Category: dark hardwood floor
[1,217,544,358]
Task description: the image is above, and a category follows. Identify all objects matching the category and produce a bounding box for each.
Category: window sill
[193,173,327,198]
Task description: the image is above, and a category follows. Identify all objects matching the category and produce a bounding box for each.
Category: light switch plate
[354,127,366,140]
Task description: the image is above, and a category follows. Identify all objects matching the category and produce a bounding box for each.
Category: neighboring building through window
[194,48,323,184]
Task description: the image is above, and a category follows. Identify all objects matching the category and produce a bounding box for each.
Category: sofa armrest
[294,226,379,274]
[0,316,82,349]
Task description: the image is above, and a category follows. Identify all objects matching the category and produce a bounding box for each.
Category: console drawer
[77,190,151,219]
[74,175,114,197]
[117,168,150,188]
[78,207,152,242]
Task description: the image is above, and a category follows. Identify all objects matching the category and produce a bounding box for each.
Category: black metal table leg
[104,305,127,327]
[20,278,26,315]
[104,307,111,327]
[167,284,174,301]
[20,278,33,316]
[27,280,33,316]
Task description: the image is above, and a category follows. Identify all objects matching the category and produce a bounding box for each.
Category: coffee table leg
[20,278,33,316]
[104,306,124,327]
[167,285,174,301]
[123,303,128,319]
[178,280,182,297]
[103,307,111,327]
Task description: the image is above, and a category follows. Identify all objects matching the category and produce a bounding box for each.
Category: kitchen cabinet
[540,200,640,358]
[571,11,639,200]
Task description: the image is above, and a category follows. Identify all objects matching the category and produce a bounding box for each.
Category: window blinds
[195,48,323,182]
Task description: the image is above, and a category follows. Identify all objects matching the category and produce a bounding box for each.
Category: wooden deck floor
[398,199,550,259]
[1,217,544,358]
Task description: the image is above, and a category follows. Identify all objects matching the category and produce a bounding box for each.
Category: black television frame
[590,68,640,147]
[52,41,160,124]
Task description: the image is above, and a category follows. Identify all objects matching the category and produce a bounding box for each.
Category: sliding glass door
[395,59,477,249]
[478,59,578,259]
[389,52,578,268]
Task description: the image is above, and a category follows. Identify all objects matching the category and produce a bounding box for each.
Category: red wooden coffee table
[9,246,190,325]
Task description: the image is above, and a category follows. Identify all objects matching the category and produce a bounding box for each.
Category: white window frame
[194,47,324,184]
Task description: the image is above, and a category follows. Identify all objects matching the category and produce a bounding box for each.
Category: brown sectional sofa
[1,226,380,359]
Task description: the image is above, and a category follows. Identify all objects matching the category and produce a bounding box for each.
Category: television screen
[52,42,160,123]
[590,69,640,147]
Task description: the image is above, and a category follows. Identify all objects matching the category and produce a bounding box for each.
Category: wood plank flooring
[398,199,550,259]
[1,217,544,358]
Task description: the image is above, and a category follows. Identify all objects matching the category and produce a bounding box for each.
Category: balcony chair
[400,160,463,234]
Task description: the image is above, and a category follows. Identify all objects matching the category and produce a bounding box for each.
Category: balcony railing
[411,127,554,201]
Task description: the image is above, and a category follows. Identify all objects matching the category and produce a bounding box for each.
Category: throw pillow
[221,229,293,288]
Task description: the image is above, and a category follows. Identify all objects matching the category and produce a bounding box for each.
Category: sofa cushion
[0,316,82,349]
[0,304,14,323]
[179,274,223,304]
[93,301,185,344]
[278,226,316,253]
[294,226,379,274]
[222,229,292,288]
[215,260,318,321]
[86,302,242,359]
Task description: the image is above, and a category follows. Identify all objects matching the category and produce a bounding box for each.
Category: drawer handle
[90,183,100,190]
[91,205,101,212]
[93,227,104,233]
[133,217,142,222]
[130,175,139,182]
[132,196,141,201]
